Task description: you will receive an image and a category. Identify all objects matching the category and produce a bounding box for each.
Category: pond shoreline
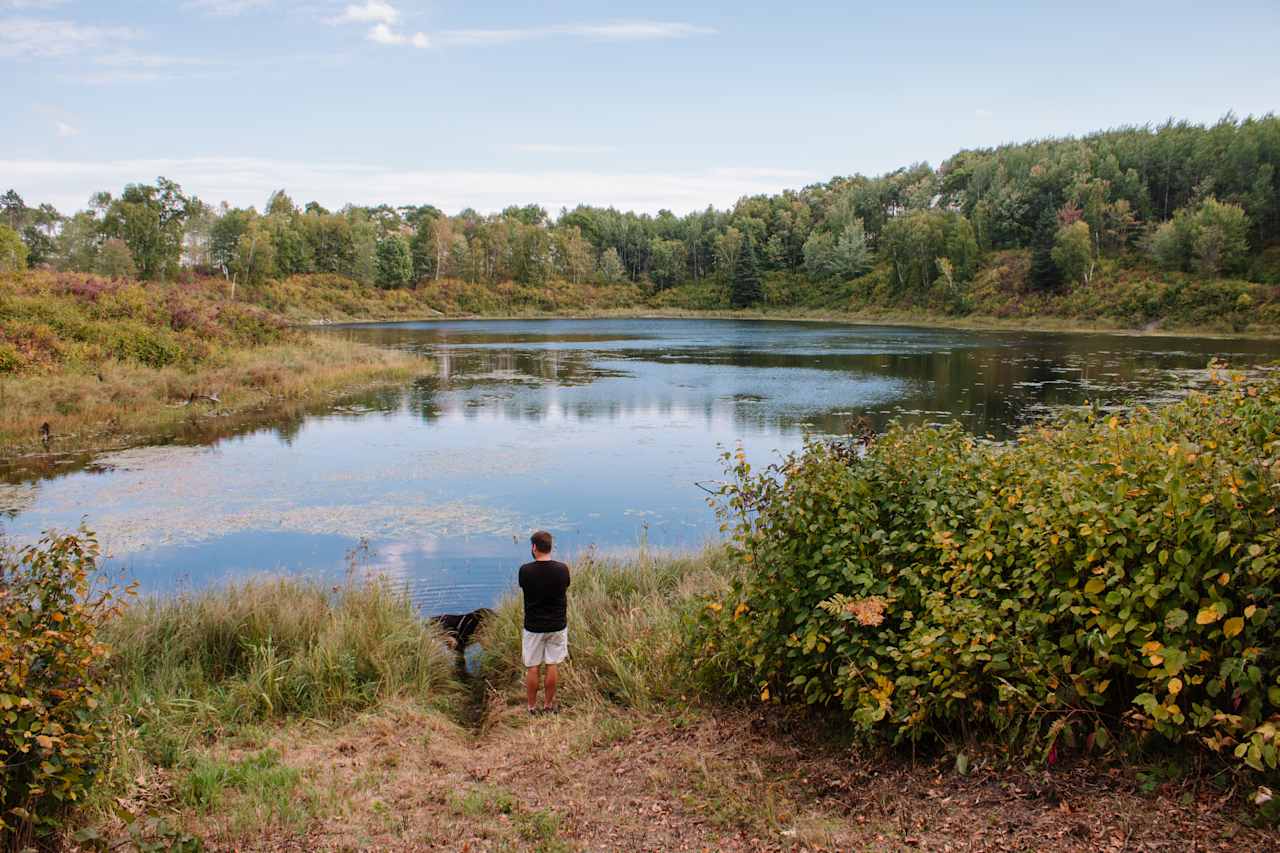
[311,307,1280,341]
[0,336,430,466]
[40,543,1280,850]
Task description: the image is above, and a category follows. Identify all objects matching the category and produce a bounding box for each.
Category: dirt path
[152,695,1278,853]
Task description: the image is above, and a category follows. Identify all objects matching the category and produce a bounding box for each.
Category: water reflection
[2,318,1277,612]
[329,319,1278,437]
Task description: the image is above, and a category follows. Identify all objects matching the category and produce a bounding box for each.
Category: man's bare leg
[544,664,558,710]
[526,666,540,711]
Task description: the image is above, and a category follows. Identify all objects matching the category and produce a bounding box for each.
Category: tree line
[2,113,1278,308]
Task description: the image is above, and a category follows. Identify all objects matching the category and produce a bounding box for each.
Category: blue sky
[2,0,1278,215]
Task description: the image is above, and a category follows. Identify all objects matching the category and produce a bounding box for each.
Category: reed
[103,577,460,763]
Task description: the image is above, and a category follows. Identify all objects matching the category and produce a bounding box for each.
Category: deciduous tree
[0,224,28,272]
[598,247,626,283]
[1051,220,1094,285]
[95,238,137,278]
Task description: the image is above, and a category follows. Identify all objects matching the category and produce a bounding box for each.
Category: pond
[2,318,1277,612]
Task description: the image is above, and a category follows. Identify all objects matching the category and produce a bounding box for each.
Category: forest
[2,114,1279,321]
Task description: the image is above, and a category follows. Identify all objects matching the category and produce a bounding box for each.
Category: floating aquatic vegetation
[0,482,39,516]
[83,499,527,556]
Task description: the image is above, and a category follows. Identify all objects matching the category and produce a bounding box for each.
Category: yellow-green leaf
[1084,578,1106,595]
[1223,617,1244,638]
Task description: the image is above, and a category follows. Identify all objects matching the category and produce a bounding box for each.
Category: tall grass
[477,547,736,710]
[103,578,459,764]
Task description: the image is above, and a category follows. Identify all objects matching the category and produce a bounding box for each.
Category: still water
[2,319,1277,612]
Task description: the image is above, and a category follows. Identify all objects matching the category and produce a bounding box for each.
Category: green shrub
[216,303,291,348]
[1,530,125,846]
[650,279,728,310]
[694,375,1280,773]
[0,341,23,373]
[99,321,185,368]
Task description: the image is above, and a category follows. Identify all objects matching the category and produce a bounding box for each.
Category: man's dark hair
[531,530,553,554]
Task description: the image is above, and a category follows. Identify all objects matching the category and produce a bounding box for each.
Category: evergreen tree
[730,236,764,308]
[375,235,413,289]
[1028,208,1061,291]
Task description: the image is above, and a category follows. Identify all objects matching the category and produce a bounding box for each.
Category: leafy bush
[1,530,126,846]
[0,341,24,373]
[694,375,1280,773]
[100,321,184,369]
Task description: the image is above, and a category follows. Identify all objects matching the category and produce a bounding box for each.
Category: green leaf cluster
[1,530,128,844]
[694,374,1280,773]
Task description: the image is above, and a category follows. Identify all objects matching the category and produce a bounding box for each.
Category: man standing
[518,530,570,714]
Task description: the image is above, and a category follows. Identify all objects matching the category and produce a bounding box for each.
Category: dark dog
[430,608,494,652]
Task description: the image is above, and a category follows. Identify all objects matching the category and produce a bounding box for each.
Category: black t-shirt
[518,559,570,633]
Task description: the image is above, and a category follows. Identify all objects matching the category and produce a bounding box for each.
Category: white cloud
[332,0,398,25]
[367,22,427,48]
[54,120,77,137]
[184,0,272,14]
[325,7,712,51]
[329,1,426,49]
[0,17,218,82]
[439,21,715,47]
[0,17,139,58]
[0,157,819,217]
[975,108,994,119]
[0,1,69,9]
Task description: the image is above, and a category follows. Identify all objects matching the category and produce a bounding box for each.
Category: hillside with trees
[3,114,1280,330]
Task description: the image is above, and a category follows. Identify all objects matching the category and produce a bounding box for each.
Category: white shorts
[522,628,568,667]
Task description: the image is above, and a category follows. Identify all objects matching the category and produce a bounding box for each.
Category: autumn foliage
[0,531,127,846]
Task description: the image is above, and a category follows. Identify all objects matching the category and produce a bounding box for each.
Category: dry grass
[475,547,736,711]
[75,699,1280,852]
[0,334,426,458]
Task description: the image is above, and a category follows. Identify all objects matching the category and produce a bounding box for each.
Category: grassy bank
[248,272,650,322]
[0,271,429,459]
[6,531,1280,850]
